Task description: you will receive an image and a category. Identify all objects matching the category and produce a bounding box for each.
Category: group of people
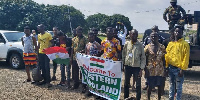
[21,23,189,100]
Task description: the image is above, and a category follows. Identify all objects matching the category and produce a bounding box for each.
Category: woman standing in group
[144,32,166,100]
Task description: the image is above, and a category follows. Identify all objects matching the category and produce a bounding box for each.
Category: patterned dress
[144,43,166,76]
[85,41,101,56]
[22,35,37,66]
[101,38,121,61]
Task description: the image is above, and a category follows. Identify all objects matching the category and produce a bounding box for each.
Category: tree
[0,0,47,31]
[99,14,133,32]
[86,13,109,31]
[0,0,86,34]
[17,4,47,31]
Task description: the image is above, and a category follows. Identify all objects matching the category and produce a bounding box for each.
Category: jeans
[124,66,141,100]
[168,65,184,100]
[39,54,51,83]
[60,64,66,82]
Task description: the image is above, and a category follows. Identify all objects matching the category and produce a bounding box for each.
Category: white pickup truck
[0,30,24,69]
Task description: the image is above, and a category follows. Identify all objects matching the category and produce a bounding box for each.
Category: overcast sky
[33,0,199,32]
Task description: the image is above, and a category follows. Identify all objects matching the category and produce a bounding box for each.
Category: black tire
[9,53,24,69]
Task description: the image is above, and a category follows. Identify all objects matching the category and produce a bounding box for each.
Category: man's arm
[48,33,53,47]
[122,42,127,64]
[98,41,104,57]
[140,44,146,70]
[21,37,24,47]
[37,43,40,54]
[181,43,190,70]
[163,8,169,22]
[138,44,146,77]
[32,37,38,52]
[165,42,171,68]
[180,6,186,19]
[79,37,88,53]
[124,25,127,36]
[122,42,127,71]
[116,40,122,60]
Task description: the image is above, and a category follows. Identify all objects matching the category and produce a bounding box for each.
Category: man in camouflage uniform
[163,0,186,30]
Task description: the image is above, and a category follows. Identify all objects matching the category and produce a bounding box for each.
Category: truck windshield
[3,32,25,42]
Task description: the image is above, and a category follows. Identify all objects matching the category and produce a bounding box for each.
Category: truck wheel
[9,54,24,69]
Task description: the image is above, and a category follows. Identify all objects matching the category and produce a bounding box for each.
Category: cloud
[33,0,200,32]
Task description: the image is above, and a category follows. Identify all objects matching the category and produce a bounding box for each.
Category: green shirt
[122,40,146,69]
[72,36,87,59]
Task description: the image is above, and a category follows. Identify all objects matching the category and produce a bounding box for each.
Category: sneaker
[57,82,65,86]
[31,81,36,84]
[37,81,46,85]
[23,79,31,83]
[47,83,52,88]
[85,92,93,97]
[82,88,86,93]
[95,96,101,100]
[125,96,136,100]
[51,76,56,81]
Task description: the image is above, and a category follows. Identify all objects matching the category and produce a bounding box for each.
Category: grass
[138,34,143,39]
[98,36,106,40]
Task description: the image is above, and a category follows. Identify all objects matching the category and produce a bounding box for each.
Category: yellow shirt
[38,32,52,54]
[165,38,190,70]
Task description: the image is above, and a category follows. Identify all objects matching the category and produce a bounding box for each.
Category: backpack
[32,62,43,82]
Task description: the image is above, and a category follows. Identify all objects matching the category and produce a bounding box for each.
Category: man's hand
[138,69,143,78]
[164,69,169,77]
[178,70,184,77]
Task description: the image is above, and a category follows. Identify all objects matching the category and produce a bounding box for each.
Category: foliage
[100,14,133,32]
[0,0,132,35]
[0,0,42,30]
[186,30,197,36]
[0,0,85,34]
[86,14,133,33]
[86,13,109,31]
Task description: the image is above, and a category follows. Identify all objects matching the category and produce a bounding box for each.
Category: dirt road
[0,61,199,100]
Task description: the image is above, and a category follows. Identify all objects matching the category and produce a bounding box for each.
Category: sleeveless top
[22,35,34,53]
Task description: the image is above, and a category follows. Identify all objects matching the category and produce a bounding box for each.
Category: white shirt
[118,26,127,45]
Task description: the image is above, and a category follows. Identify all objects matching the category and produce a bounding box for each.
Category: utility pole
[68,4,72,33]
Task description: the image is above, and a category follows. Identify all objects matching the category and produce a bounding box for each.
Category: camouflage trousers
[168,20,185,30]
